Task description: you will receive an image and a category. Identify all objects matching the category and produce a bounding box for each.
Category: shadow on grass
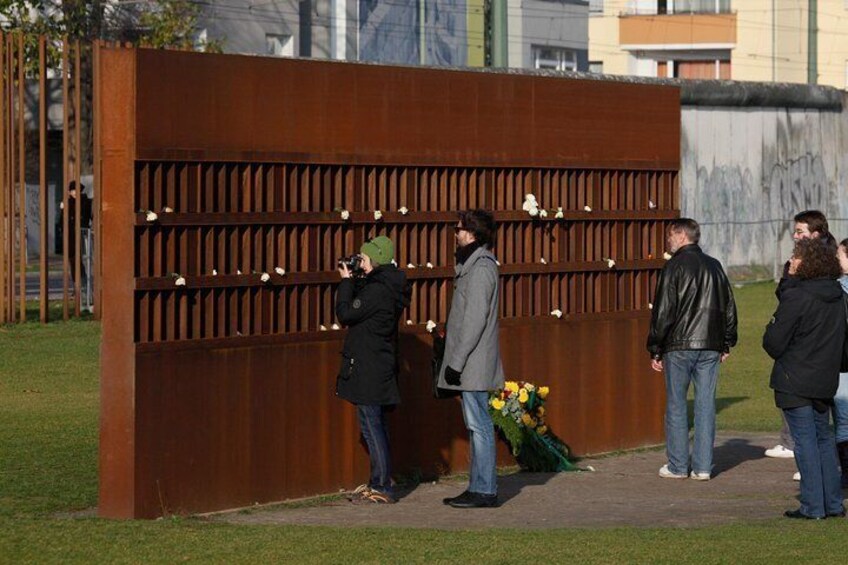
[687,396,749,427]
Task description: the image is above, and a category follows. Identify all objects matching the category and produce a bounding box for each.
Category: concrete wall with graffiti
[680,96,848,279]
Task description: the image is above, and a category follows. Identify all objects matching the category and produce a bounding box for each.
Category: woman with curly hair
[764,237,846,519]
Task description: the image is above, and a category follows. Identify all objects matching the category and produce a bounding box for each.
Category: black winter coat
[647,244,738,359]
[335,265,409,406]
[763,277,845,400]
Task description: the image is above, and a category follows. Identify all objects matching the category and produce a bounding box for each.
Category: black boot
[838,441,848,489]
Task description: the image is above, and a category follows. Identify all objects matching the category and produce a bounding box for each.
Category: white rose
[663,252,672,260]
[340,209,350,221]
[405,319,413,325]
[260,272,271,283]
[606,258,616,269]
[528,206,539,217]
[145,211,158,222]
[398,206,409,215]
[426,262,434,269]
[648,303,654,310]
[319,325,328,331]
[373,210,383,221]
[540,258,547,264]
[583,205,592,213]
[425,320,437,333]
[406,263,416,269]
[275,267,286,276]
[539,209,548,218]
[331,323,340,330]
[648,200,657,209]
[550,309,563,318]
[237,270,242,275]
[554,207,564,219]
[162,206,173,213]
[174,276,186,287]
[212,269,218,276]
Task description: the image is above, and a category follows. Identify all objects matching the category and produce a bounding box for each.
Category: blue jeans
[663,350,720,475]
[834,373,848,444]
[356,405,393,496]
[461,391,497,495]
[783,405,843,517]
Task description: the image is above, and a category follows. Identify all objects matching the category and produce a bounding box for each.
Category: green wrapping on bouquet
[516,431,579,472]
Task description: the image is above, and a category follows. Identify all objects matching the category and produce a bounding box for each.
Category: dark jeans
[783,405,844,518]
[356,405,393,496]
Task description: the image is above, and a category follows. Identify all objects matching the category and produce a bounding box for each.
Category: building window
[589,61,604,74]
[532,46,577,72]
[266,34,294,57]
[589,0,604,14]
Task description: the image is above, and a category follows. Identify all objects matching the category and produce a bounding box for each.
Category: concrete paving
[212,432,819,530]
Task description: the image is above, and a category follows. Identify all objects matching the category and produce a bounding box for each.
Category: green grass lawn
[2,285,848,564]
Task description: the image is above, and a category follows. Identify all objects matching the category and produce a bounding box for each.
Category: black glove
[445,366,462,386]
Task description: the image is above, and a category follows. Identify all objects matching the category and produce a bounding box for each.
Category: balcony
[619,12,736,50]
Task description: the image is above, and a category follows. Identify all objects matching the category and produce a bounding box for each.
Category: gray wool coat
[437,245,505,392]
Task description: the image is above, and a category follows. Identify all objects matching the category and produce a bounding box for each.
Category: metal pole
[0,32,6,325]
[92,40,101,320]
[39,36,47,323]
[62,38,69,320]
[7,34,14,323]
[17,33,25,322]
[74,41,82,317]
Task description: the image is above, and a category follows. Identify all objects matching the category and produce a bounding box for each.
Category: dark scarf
[455,241,483,265]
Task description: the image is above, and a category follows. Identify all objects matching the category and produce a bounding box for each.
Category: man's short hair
[458,209,496,247]
[668,218,700,245]
[794,210,828,235]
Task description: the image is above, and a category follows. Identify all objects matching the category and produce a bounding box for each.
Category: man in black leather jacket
[647,218,738,481]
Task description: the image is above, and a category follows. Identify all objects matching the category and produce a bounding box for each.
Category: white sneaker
[690,471,711,481]
[793,472,801,481]
[765,445,795,458]
[659,464,688,479]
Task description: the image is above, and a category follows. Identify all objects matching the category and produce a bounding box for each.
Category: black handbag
[431,328,460,399]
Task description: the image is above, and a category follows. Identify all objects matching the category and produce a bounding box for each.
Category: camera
[338,254,364,276]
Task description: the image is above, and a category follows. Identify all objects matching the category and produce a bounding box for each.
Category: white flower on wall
[554,207,564,219]
[398,206,409,215]
[550,309,563,319]
[145,211,158,222]
[374,210,383,221]
[275,267,286,276]
[340,209,350,221]
[583,205,592,213]
[260,272,271,283]
[425,320,437,333]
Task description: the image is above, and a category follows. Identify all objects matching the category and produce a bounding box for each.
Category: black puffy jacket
[647,244,738,359]
[763,277,845,400]
[335,265,409,406]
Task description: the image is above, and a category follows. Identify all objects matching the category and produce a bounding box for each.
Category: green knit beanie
[360,236,394,267]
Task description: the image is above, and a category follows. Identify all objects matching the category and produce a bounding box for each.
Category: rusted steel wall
[0,33,95,324]
[99,47,680,518]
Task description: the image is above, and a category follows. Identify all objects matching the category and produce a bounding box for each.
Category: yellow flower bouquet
[489,381,576,472]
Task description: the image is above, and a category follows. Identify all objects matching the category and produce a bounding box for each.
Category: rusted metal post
[92,40,101,320]
[39,36,48,322]
[74,41,81,317]
[6,34,14,323]
[62,38,70,320]
[16,33,24,322]
[0,32,6,325]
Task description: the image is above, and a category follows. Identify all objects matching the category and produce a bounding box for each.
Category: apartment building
[589,1,848,87]
[197,1,588,71]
